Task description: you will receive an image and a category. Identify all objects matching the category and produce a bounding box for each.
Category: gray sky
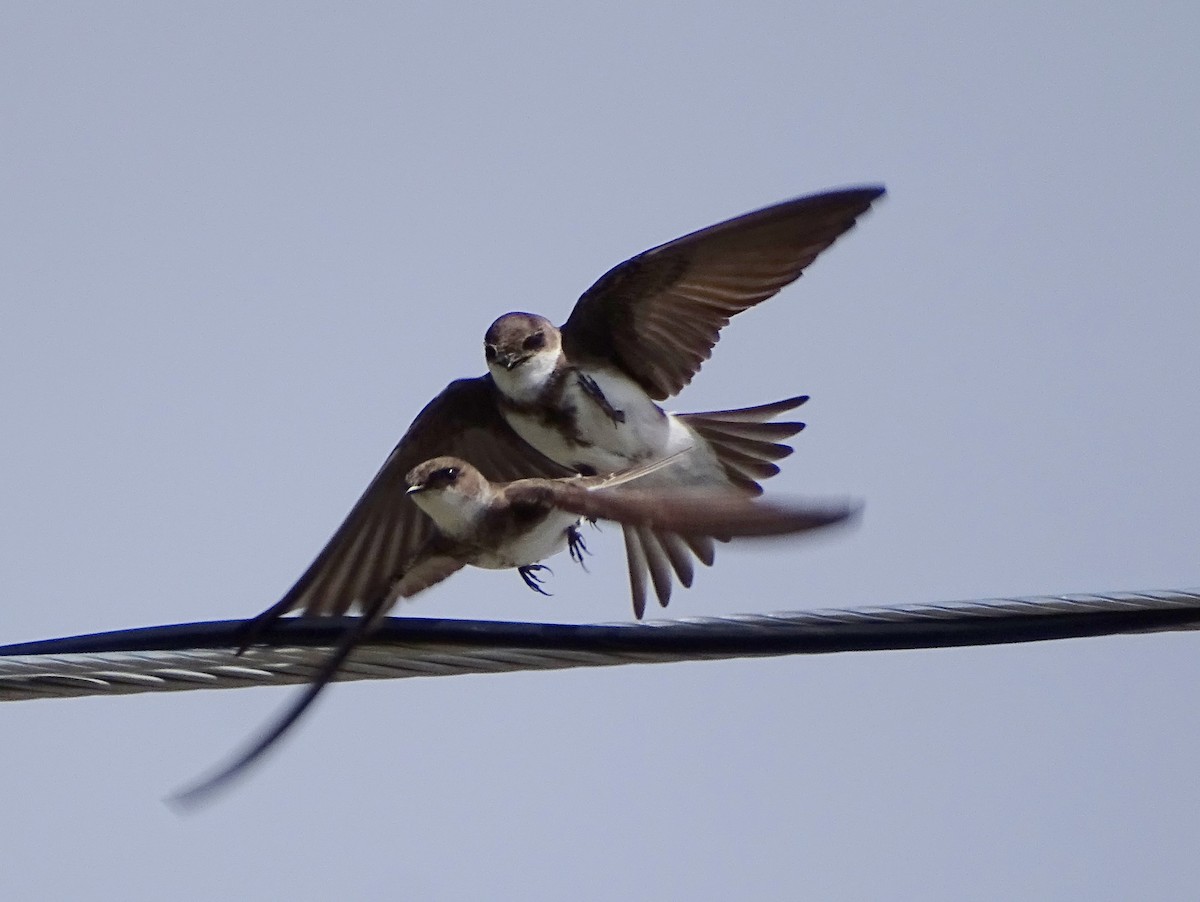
[2,3,1199,899]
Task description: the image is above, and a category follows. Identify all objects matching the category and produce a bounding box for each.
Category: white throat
[410,486,493,540]
[489,350,561,404]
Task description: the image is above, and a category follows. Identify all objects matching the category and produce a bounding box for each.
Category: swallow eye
[431,466,459,485]
[522,332,545,351]
[484,345,497,362]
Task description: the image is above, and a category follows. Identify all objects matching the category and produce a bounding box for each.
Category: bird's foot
[518,563,554,596]
[577,372,626,425]
[568,524,591,570]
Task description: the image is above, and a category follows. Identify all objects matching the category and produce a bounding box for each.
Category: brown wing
[560,186,884,400]
[189,535,469,802]
[391,552,466,601]
[252,376,573,627]
[544,483,860,539]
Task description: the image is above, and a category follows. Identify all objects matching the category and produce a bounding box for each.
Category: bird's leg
[567,523,591,571]
[518,563,554,596]
[576,372,626,424]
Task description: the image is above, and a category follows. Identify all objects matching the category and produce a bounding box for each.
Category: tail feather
[638,526,676,607]
[658,532,696,589]
[681,533,716,567]
[678,394,807,423]
[623,526,650,619]
[684,419,805,442]
[620,395,808,617]
[678,395,809,496]
[704,445,782,482]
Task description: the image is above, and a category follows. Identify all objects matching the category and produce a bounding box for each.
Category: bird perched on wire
[239,184,883,638]
[174,454,859,805]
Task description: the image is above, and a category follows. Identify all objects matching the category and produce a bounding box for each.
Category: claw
[518,563,554,596]
[568,524,591,571]
[577,372,626,425]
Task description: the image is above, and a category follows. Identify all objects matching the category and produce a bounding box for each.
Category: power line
[2,587,1197,703]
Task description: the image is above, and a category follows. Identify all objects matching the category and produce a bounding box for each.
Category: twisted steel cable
[1,587,1196,704]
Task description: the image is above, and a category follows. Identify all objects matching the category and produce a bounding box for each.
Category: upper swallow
[477,185,883,613]
[177,456,858,804]
[239,184,883,643]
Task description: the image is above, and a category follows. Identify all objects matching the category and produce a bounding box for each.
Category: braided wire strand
[1,587,1197,703]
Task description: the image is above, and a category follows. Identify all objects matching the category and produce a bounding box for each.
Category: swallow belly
[505,367,673,474]
[472,511,579,570]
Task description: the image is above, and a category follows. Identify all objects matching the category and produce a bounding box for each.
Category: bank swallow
[175,456,857,804]
[482,185,883,614]
[239,185,882,641]
[399,454,855,598]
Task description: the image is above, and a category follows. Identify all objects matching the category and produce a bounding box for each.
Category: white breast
[503,365,672,471]
[472,510,579,570]
[503,365,731,490]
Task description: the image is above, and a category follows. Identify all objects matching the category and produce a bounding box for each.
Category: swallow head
[484,312,563,400]
[406,456,492,536]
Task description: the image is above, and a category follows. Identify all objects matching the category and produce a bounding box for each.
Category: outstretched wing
[183,534,469,804]
[560,186,884,400]
[246,376,573,634]
[539,482,861,540]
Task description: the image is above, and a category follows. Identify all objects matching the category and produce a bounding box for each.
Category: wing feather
[561,186,885,399]
[245,376,573,639]
[547,484,859,540]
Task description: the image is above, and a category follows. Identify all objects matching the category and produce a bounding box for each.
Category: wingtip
[720,494,865,538]
[803,183,886,209]
[842,184,887,202]
[169,611,387,806]
[811,498,865,531]
[166,770,241,813]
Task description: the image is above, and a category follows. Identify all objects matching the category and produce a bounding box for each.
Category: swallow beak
[496,353,522,371]
[406,483,425,495]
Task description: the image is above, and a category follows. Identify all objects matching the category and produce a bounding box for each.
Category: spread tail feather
[677,394,807,496]
[624,395,808,617]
